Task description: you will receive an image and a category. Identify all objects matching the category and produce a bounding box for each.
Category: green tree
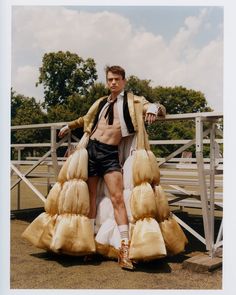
[126,75,155,101]
[152,86,212,114]
[85,82,108,106]
[66,82,108,119]
[46,104,76,124]
[11,91,48,160]
[36,51,97,107]
[11,90,50,158]
[126,76,212,113]
[46,83,108,124]
[11,88,23,120]
[125,76,212,157]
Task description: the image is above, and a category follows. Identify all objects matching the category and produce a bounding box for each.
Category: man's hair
[105,65,126,80]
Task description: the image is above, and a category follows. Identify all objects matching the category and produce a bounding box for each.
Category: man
[59,65,166,270]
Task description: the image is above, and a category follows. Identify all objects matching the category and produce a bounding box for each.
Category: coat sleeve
[67,96,107,130]
[68,116,85,130]
[139,96,166,117]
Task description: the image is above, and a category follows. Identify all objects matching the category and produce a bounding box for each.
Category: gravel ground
[10,217,222,290]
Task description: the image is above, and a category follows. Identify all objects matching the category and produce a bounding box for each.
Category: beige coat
[22,93,188,260]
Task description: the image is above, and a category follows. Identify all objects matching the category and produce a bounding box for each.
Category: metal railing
[10,111,223,258]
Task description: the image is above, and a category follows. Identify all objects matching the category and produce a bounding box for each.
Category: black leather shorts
[87,139,121,177]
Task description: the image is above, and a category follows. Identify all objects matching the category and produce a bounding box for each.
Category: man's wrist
[146,103,158,115]
[146,102,166,117]
[155,103,161,115]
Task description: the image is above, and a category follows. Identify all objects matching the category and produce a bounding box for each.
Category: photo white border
[1,0,235,294]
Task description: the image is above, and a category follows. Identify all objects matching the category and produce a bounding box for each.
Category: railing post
[209,122,216,257]
[50,126,59,179]
[195,116,211,251]
[47,164,51,195]
[16,147,23,210]
[68,130,71,152]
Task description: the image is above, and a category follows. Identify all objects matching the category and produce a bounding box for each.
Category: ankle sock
[118,224,129,244]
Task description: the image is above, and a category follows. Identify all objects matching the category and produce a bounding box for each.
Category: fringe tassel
[130,182,157,221]
[44,182,62,215]
[154,185,170,222]
[159,216,188,255]
[67,148,88,180]
[129,217,167,260]
[132,149,153,185]
[147,150,160,186]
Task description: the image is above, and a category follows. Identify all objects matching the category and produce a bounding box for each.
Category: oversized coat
[22,92,188,260]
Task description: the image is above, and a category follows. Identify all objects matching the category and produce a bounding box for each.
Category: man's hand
[144,102,165,125]
[145,113,157,125]
[58,125,70,138]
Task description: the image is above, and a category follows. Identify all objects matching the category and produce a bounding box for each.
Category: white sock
[118,224,129,244]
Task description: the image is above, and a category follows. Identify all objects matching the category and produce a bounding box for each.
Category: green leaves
[11,91,46,128]
[11,91,48,159]
[125,76,213,157]
[37,51,97,107]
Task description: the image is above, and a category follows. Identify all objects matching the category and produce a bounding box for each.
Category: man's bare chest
[98,103,120,129]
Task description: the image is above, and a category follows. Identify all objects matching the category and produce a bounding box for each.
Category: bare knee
[110,192,125,210]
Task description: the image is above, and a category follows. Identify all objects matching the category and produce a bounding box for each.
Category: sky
[12,5,223,111]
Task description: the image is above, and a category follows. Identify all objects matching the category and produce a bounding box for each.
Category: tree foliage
[126,76,212,114]
[11,90,47,142]
[46,82,108,124]
[126,76,212,157]
[36,51,97,107]
[152,86,212,114]
[126,75,155,101]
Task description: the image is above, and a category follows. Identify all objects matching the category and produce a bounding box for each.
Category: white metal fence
[11,111,223,258]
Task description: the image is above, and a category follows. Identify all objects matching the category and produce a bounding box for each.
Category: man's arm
[58,117,84,138]
[58,96,108,138]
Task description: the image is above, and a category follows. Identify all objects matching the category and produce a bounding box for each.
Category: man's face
[106,71,126,95]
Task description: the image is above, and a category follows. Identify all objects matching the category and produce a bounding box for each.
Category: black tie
[104,98,117,125]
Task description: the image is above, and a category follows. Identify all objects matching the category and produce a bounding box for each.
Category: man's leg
[104,171,134,270]
[87,176,99,232]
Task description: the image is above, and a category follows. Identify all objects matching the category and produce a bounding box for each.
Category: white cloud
[12,6,223,111]
[13,65,44,101]
[170,8,207,55]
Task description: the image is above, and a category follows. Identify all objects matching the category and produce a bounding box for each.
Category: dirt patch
[10,218,222,290]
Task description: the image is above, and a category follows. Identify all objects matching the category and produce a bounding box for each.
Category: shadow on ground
[30,252,103,267]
